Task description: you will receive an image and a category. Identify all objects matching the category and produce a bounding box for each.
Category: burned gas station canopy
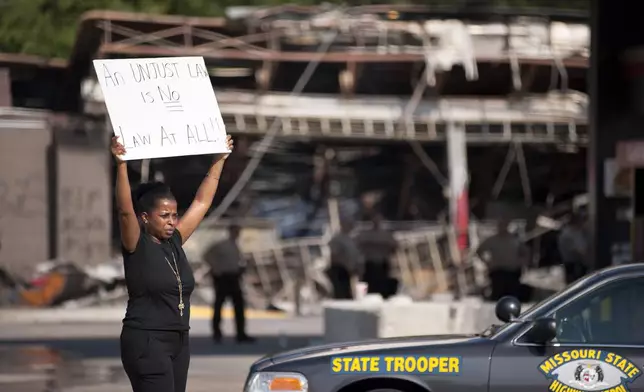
[65,5,589,146]
[71,6,589,66]
[0,2,598,285]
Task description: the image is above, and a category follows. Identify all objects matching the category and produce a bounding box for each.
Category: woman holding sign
[111,134,233,392]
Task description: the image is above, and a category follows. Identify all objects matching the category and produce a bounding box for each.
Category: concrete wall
[323,298,534,343]
[0,69,11,107]
[0,109,52,276]
[0,110,113,276]
[56,146,111,266]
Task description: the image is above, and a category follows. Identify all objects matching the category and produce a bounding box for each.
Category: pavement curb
[0,306,288,324]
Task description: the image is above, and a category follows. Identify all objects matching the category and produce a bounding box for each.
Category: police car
[243,264,644,392]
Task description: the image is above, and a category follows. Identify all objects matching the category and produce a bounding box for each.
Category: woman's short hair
[132,181,175,215]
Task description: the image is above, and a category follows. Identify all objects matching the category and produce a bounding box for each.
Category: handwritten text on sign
[93,57,229,161]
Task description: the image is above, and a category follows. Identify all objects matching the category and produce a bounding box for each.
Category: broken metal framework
[212,90,587,144]
[71,7,591,298]
[79,6,590,145]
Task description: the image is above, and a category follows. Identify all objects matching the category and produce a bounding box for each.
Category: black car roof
[585,263,644,283]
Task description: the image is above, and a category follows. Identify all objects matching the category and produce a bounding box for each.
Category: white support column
[446,122,469,253]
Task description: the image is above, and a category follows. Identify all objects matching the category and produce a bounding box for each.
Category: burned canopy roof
[65,4,589,74]
[59,4,590,234]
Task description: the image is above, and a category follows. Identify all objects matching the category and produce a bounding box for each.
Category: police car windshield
[518,273,595,319]
[486,273,596,336]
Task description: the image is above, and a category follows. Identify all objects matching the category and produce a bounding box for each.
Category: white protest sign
[93,56,229,161]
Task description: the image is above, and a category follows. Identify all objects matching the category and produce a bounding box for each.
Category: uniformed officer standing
[327,219,364,299]
[476,219,528,300]
[557,213,589,284]
[355,215,398,299]
[204,225,255,343]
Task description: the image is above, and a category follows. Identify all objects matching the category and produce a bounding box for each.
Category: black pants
[326,264,353,299]
[362,260,396,299]
[120,326,189,392]
[564,261,588,285]
[212,272,246,338]
[488,269,522,301]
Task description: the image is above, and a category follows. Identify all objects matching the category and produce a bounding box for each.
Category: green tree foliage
[0,0,226,58]
[0,0,588,59]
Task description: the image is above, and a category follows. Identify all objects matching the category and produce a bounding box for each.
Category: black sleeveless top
[122,229,195,331]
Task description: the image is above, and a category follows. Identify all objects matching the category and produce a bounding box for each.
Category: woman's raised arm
[176,135,234,244]
[111,136,141,252]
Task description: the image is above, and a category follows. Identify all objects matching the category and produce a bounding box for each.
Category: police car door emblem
[538,350,641,392]
[574,363,604,389]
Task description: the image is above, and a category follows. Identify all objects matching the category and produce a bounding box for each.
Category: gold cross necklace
[164,249,185,316]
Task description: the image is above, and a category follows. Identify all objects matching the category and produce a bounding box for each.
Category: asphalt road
[0,316,324,392]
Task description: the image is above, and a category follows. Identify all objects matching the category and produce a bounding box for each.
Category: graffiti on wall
[0,174,47,219]
[58,186,109,263]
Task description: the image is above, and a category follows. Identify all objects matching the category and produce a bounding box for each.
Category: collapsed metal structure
[77,6,589,221]
[65,5,589,298]
[78,6,588,144]
[0,5,591,301]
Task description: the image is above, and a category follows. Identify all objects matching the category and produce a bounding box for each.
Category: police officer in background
[557,212,589,284]
[327,219,364,299]
[204,225,255,343]
[355,214,398,299]
[476,219,528,301]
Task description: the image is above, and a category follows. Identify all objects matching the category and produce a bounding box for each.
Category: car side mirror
[525,317,557,344]
[495,296,521,323]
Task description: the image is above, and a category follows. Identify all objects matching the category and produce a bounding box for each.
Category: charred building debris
[78,5,589,227]
[0,4,589,306]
